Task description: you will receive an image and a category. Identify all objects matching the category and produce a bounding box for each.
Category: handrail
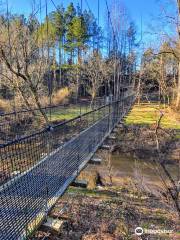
[0,101,111,148]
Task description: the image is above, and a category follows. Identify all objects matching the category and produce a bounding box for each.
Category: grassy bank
[125,103,180,130]
[114,103,180,163]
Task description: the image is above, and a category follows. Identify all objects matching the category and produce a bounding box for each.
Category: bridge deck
[0,96,134,239]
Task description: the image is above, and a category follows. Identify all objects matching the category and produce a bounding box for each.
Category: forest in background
[0,0,179,115]
[0,1,179,239]
[0,0,136,119]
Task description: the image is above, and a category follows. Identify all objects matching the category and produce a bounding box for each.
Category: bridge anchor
[71,179,88,188]
[89,158,102,165]
[100,144,112,150]
[108,135,117,140]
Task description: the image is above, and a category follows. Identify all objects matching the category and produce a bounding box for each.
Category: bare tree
[82,52,113,107]
[154,112,180,218]
[0,14,49,122]
[154,0,180,109]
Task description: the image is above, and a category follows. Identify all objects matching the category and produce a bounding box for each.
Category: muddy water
[110,154,179,186]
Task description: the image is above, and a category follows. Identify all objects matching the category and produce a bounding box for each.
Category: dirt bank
[32,179,179,240]
[113,124,180,164]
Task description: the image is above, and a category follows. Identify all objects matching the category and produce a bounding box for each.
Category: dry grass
[38,88,70,107]
[167,107,180,122]
[52,88,70,105]
[78,168,98,190]
[0,88,70,112]
[170,100,180,112]
[39,95,50,107]
[0,99,11,112]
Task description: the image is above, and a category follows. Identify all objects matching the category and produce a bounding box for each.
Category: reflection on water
[111,154,179,185]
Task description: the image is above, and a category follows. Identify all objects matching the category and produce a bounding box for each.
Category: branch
[154,51,179,61]
[0,47,28,82]
[155,111,180,216]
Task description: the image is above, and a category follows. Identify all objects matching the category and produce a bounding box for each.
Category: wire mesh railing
[0,97,108,144]
[0,93,135,240]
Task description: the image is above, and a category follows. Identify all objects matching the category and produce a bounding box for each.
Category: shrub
[52,87,70,105]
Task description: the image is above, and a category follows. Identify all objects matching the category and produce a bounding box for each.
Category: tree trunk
[137,64,142,105]
[59,37,62,87]
[176,61,180,109]
[90,90,96,109]
[17,87,33,112]
[29,84,49,124]
[53,45,56,90]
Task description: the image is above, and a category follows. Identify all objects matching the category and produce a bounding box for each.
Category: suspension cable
[49,0,58,10]
[104,0,119,100]
[84,0,91,11]
[6,0,17,114]
[45,0,52,122]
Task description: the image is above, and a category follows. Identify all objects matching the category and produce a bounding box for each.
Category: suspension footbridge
[0,92,135,240]
[0,0,138,237]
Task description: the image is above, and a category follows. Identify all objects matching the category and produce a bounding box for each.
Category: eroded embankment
[113,104,180,164]
[113,124,180,164]
[32,180,179,240]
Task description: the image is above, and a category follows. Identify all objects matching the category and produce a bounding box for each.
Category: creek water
[110,153,179,187]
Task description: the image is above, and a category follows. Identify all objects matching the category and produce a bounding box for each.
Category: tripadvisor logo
[135,227,143,236]
[135,227,173,236]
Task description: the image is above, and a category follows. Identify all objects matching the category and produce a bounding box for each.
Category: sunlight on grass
[47,106,90,121]
[175,134,180,139]
[125,104,180,129]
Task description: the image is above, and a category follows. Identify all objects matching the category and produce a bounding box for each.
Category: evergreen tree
[49,6,65,86]
[67,15,88,63]
[64,2,76,63]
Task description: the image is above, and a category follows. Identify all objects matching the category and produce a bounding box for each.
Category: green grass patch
[67,187,118,198]
[46,107,90,122]
[174,134,180,139]
[125,104,180,130]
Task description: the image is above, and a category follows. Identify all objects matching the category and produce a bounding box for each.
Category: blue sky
[6,0,165,47]
[7,0,159,26]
